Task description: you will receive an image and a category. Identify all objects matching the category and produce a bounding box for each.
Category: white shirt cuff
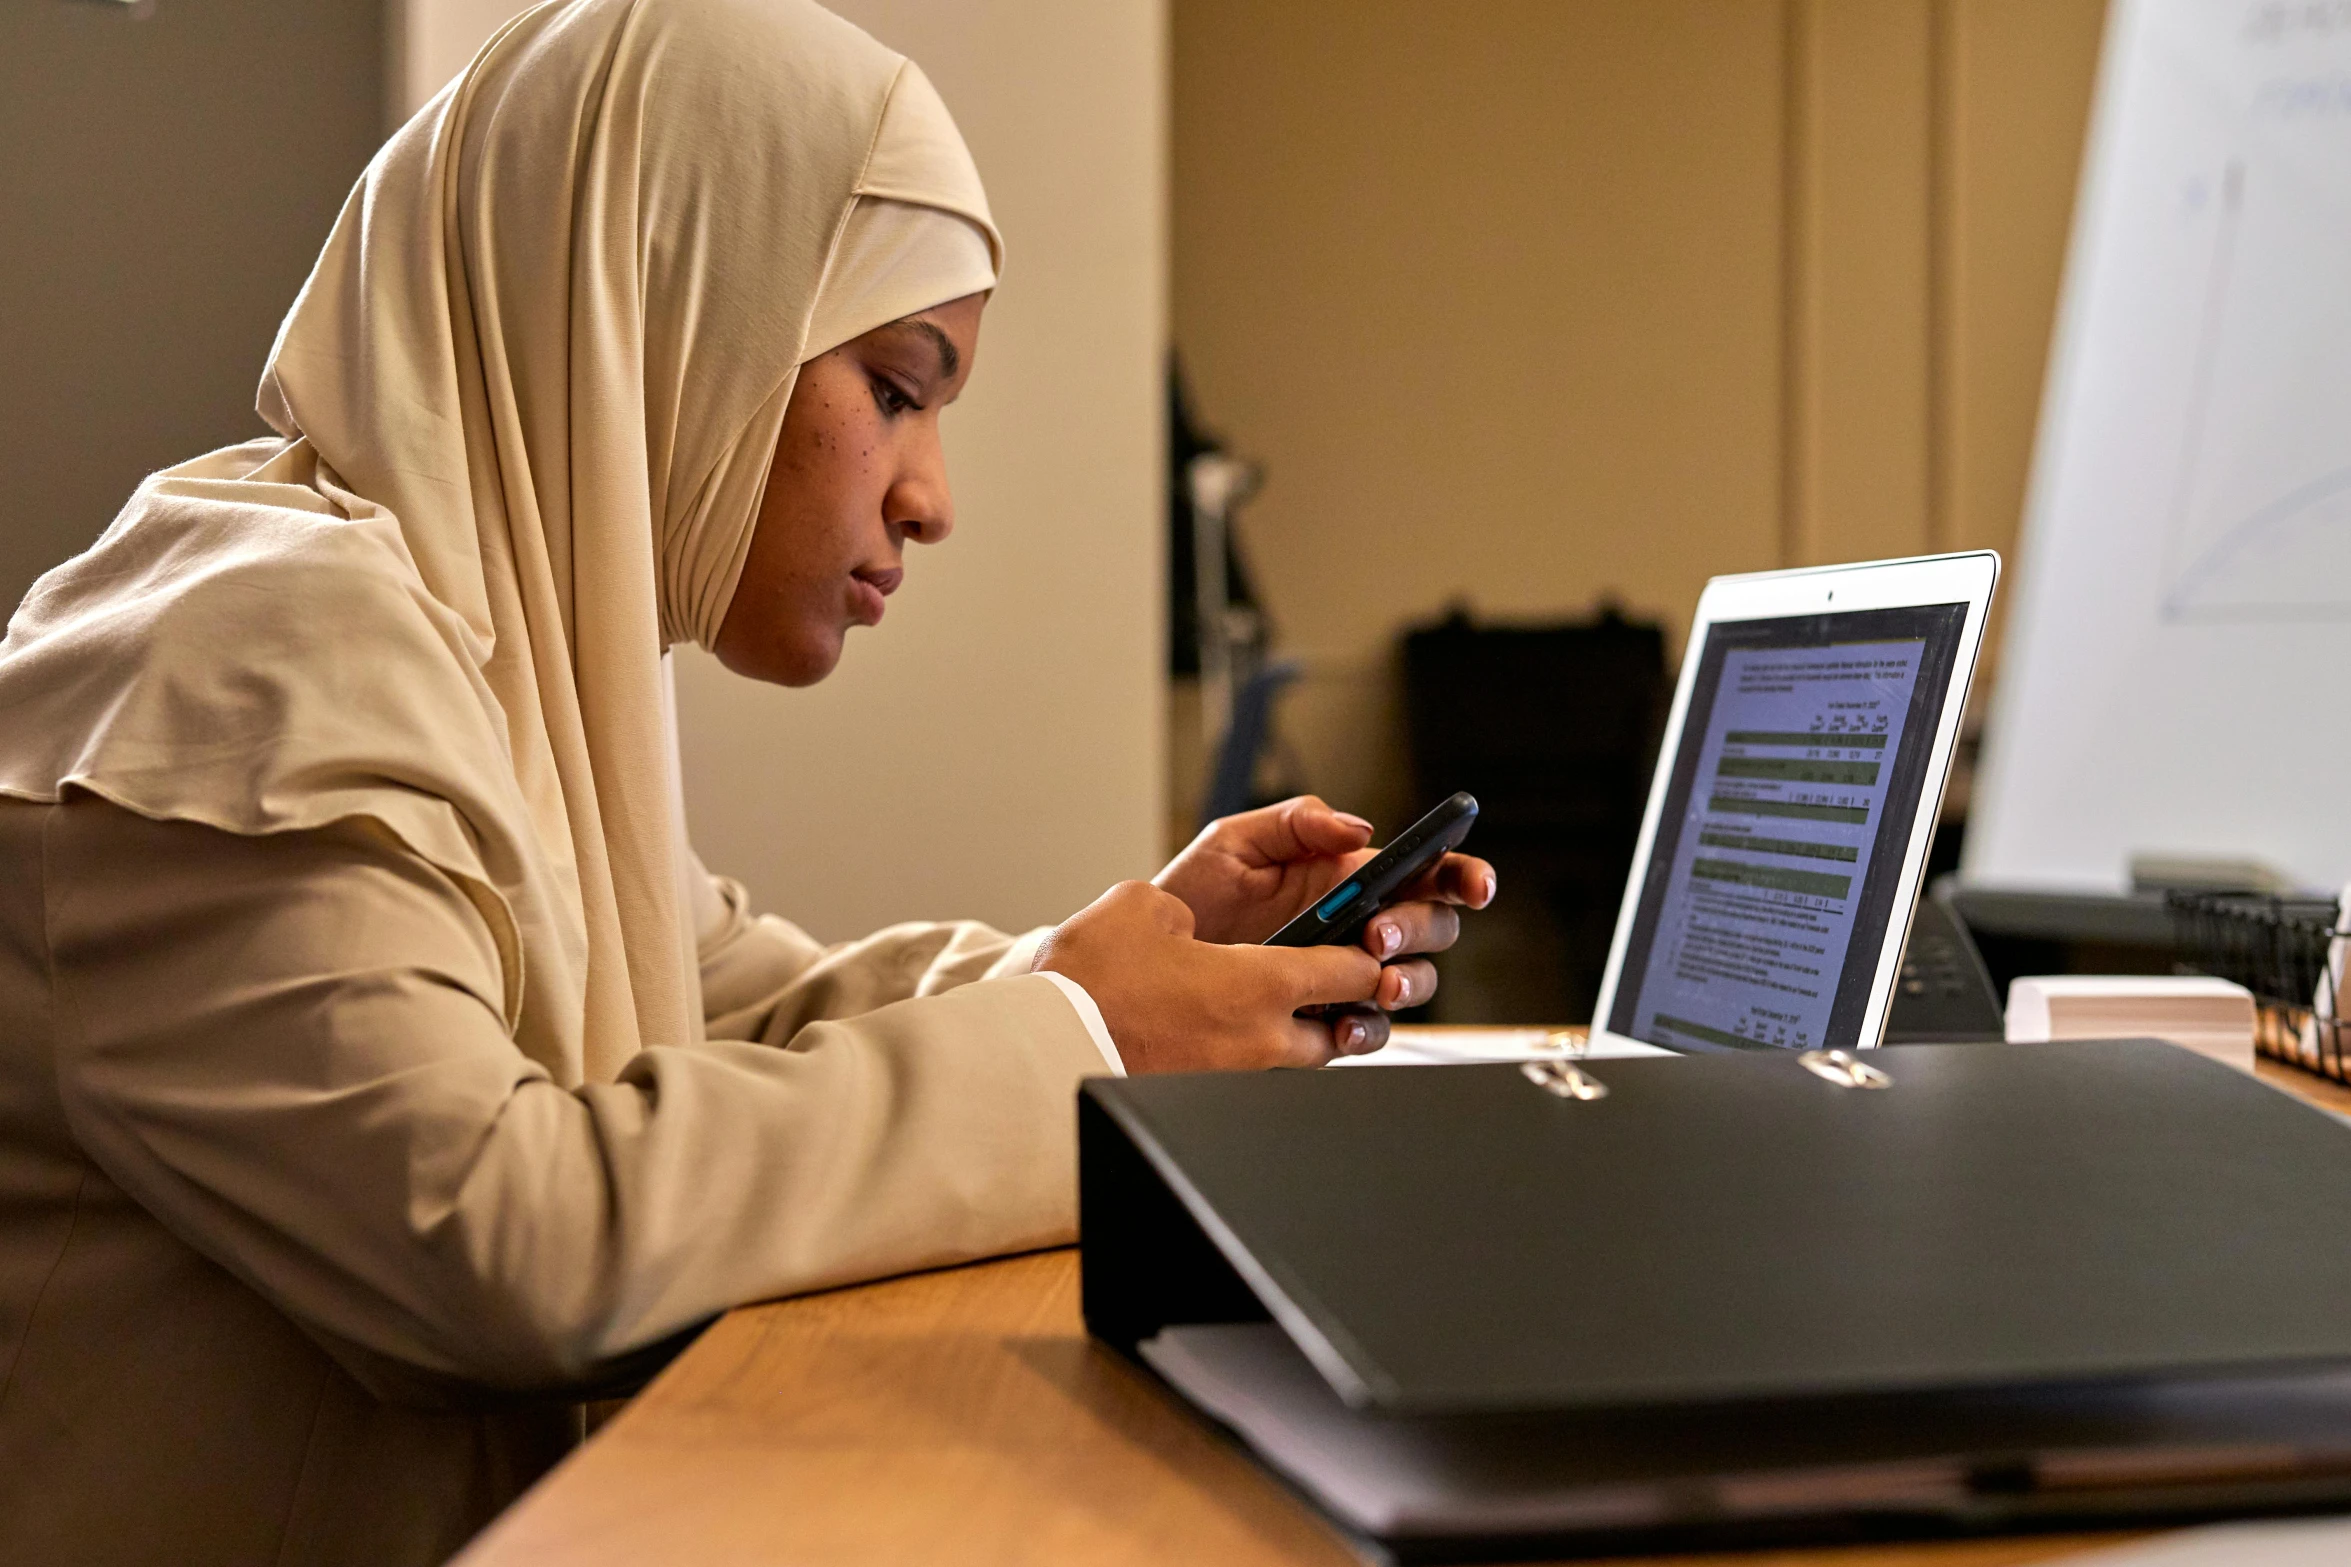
[1034,971,1125,1076]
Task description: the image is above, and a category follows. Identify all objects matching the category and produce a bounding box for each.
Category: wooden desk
[456,1055,2351,1567]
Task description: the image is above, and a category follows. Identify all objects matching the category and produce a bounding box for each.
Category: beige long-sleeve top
[0,795,1108,1567]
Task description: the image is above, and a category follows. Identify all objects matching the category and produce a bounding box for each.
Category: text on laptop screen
[1607,605,1969,1052]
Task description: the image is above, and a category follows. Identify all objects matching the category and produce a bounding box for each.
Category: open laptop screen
[1605,604,1970,1053]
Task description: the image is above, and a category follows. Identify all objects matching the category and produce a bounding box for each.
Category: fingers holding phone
[1151,794,1374,944]
[1258,792,1495,1033]
[1351,848,1496,995]
[1033,881,1385,1072]
[1041,794,1497,1072]
[1265,793,1487,948]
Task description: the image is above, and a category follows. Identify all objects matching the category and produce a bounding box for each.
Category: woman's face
[714,291,986,685]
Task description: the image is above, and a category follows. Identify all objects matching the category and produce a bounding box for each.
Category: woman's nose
[900,502,954,546]
[890,436,955,545]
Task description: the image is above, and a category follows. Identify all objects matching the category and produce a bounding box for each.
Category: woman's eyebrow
[891,318,959,381]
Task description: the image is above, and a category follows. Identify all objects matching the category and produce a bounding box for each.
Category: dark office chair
[1400,606,1669,1023]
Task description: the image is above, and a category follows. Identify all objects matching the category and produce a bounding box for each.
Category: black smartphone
[1264,792,1479,948]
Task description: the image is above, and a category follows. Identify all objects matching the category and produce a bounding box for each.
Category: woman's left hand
[1152,794,1497,1013]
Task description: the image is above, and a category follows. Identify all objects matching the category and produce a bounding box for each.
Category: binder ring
[1798,1049,1891,1089]
[1522,1060,1608,1100]
[1547,1028,1588,1061]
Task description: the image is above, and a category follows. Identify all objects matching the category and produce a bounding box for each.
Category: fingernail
[1482,872,1498,905]
[1375,921,1401,957]
[1342,1018,1367,1049]
[1336,812,1373,833]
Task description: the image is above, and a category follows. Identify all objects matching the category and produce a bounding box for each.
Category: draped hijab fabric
[0,0,1000,1085]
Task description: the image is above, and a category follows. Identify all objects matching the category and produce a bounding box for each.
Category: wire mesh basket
[2168,891,2348,1081]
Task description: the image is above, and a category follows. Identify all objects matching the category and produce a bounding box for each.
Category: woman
[0,2,1488,1563]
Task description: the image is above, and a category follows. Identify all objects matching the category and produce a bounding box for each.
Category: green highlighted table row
[1696,830,1858,863]
[1708,795,1868,825]
[1690,856,1853,899]
[1722,729,1886,749]
[1717,756,1881,785]
[1650,1014,1785,1051]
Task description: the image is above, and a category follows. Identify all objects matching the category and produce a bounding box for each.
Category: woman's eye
[869,373,920,416]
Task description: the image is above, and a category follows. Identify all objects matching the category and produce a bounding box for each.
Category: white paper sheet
[2051,1517,2351,1566]
[1331,1026,1673,1066]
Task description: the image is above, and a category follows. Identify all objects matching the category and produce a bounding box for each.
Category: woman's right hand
[1032,881,1386,1072]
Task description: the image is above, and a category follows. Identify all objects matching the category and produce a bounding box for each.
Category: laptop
[1363,551,2001,1064]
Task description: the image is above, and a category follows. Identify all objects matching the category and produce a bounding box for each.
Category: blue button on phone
[1315,881,1364,921]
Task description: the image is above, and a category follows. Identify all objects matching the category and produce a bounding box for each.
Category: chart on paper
[1967,0,2351,895]
[2159,136,2351,618]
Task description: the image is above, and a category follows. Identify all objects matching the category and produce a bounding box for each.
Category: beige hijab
[0,0,1000,1085]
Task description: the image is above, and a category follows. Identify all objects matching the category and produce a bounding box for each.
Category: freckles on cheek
[777,376,893,507]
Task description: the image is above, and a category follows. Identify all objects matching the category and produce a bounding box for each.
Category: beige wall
[1172,0,2108,834]
[1,0,383,618]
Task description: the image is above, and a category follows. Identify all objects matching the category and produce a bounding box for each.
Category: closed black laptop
[1080,1042,2351,1560]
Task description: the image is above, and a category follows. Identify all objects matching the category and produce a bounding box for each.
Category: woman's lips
[849,565,902,626]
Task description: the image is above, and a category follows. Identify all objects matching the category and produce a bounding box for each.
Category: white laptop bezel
[1586,551,2000,1057]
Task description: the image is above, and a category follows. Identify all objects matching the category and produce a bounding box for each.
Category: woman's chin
[715,625,843,688]
[777,635,846,687]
